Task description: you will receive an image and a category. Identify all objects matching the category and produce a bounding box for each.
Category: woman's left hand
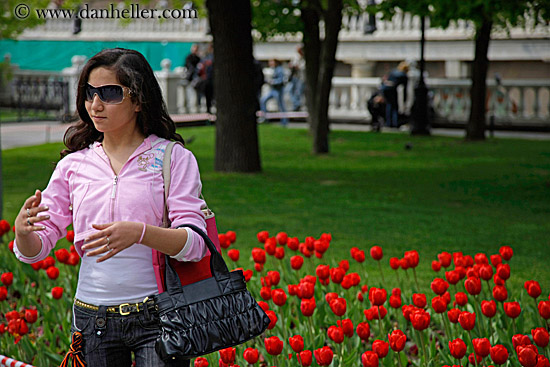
[82,222,142,263]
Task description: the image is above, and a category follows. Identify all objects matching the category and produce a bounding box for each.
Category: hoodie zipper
[110,175,118,222]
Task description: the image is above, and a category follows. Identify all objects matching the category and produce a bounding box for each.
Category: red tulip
[412,293,427,308]
[464,277,482,295]
[490,254,502,267]
[266,310,277,330]
[227,249,239,262]
[256,231,269,243]
[54,248,70,264]
[445,270,460,285]
[410,309,430,330]
[353,249,366,263]
[251,247,266,264]
[538,300,550,319]
[431,278,449,295]
[431,296,448,314]
[431,260,441,272]
[298,282,314,299]
[314,346,333,366]
[490,344,509,365]
[438,252,452,268]
[517,345,538,367]
[404,250,419,268]
[275,232,288,245]
[218,234,230,249]
[496,264,510,280]
[513,334,532,349]
[274,246,285,259]
[455,292,468,306]
[24,309,38,324]
[356,321,370,341]
[389,295,402,309]
[481,300,497,318]
[46,266,60,280]
[258,301,269,311]
[524,280,542,299]
[290,255,304,270]
[449,338,467,359]
[504,302,521,318]
[265,240,276,256]
[536,356,550,367]
[372,339,389,358]
[370,245,383,261]
[389,257,400,270]
[369,287,387,306]
[493,285,508,302]
[334,319,353,338]
[399,257,410,270]
[268,271,281,286]
[330,267,345,284]
[458,311,476,331]
[67,252,80,266]
[66,230,74,243]
[361,351,379,367]
[243,269,253,282]
[194,357,208,367]
[479,264,494,281]
[298,350,313,366]
[243,348,259,364]
[447,308,461,323]
[499,245,513,261]
[300,298,316,317]
[473,338,491,357]
[329,297,347,316]
[327,325,344,344]
[289,335,304,353]
[219,347,236,364]
[264,336,283,356]
[388,329,406,352]
[532,328,549,348]
[260,286,271,300]
[1,272,13,286]
[52,286,64,299]
[287,237,299,251]
[271,288,287,307]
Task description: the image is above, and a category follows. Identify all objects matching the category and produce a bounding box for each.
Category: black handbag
[153,224,271,361]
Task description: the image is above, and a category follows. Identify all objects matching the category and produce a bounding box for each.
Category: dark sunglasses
[85,83,133,104]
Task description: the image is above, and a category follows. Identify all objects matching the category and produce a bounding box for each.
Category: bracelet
[138,223,147,244]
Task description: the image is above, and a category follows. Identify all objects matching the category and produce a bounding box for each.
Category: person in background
[287,46,305,111]
[196,43,214,114]
[252,58,265,113]
[184,43,202,109]
[260,59,288,126]
[381,61,409,128]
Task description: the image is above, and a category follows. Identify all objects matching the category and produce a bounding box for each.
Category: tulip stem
[415,329,427,366]
[441,313,453,341]
[468,330,479,366]
[396,351,404,367]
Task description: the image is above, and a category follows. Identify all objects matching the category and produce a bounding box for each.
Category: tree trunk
[207,0,261,172]
[301,4,321,138]
[301,0,343,154]
[466,19,492,141]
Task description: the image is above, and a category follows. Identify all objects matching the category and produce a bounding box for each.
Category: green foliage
[374,0,550,31]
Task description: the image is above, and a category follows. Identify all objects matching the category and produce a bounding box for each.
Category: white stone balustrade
[5,61,549,127]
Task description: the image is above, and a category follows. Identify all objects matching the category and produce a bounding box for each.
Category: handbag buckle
[119,303,131,316]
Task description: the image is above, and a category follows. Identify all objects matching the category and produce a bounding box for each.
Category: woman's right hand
[15,190,49,237]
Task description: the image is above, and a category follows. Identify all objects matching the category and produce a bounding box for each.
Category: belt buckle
[119,303,131,316]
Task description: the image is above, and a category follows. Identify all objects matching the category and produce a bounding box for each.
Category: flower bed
[1,220,549,366]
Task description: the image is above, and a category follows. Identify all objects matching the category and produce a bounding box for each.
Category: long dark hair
[61,48,184,158]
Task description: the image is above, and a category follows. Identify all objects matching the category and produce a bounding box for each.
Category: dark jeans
[71,304,190,367]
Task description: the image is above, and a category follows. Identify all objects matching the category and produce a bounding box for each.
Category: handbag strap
[161,141,229,294]
[165,224,230,295]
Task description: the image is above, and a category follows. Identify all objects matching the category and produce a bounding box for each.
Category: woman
[13,48,207,366]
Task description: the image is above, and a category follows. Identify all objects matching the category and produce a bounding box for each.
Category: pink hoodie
[14,134,207,292]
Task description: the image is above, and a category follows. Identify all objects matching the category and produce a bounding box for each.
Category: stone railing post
[61,55,86,114]
[155,59,183,114]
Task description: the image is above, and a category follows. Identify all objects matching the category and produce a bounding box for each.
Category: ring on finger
[26,208,31,217]
[106,237,110,246]
[106,244,111,251]
[27,218,33,226]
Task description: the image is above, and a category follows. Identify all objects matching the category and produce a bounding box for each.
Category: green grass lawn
[2,125,549,292]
